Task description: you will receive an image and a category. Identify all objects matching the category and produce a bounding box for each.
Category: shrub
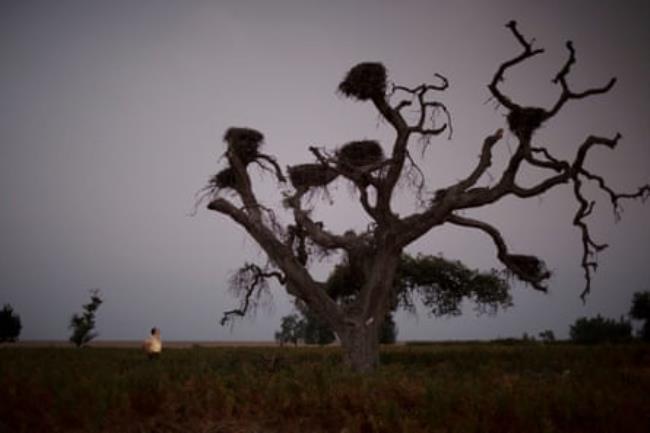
[69,289,103,347]
[569,315,631,344]
[629,291,650,341]
[0,304,22,342]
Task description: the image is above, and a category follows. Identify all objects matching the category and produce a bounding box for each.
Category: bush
[569,315,631,344]
[69,289,103,347]
[0,304,22,342]
[630,291,650,341]
[302,311,336,345]
[538,329,556,343]
[274,314,304,346]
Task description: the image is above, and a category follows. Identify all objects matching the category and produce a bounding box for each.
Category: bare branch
[394,75,452,140]
[253,153,287,183]
[571,177,606,301]
[447,214,550,291]
[451,129,504,192]
[579,169,650,221]
[529,146,566,172]
[220,263,286,325]
[488,20,545,110]
[308,145,383,221]
[547,41,617,117]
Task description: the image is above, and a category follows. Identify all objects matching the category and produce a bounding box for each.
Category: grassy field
[1,343,649,433]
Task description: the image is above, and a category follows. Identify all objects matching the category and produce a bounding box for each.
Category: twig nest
[210,168,238,189]
[223,127,264,164]
[337,140,384,168]
[506,254,550,282]
[288,164,339,189]
[507,107,547,139]
[338,62,387,101]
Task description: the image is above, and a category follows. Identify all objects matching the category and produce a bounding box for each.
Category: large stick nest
[506,254,550,282]
[223,127,264,164]
[338,62,387,101]
[506,107,547,139]
[337,140,384,168]
[288,164,339,190]
[210,168,238,190]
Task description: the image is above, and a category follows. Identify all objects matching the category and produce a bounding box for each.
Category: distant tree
[301,310,336,346]
[521,332,536,343]
[569,315,631,344]
[629,291,650,341]
[274,314,304,346]
[0,304,22,343]
[205,21,649,371]
[379,314,397,344]
[538,329,556,343]
[69,289,103,347]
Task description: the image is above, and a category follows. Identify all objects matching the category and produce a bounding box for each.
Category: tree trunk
[338,321,380,373]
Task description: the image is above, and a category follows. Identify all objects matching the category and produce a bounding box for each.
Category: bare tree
[204,21,648,372]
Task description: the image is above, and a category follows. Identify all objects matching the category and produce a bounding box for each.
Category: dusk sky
[1,0,648,342]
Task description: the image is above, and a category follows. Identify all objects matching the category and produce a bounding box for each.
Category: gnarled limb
[221,263,286,325]
[488,20,545,110]
[392,74,452,139]
[446,214,550,291]
[547,41,617,117]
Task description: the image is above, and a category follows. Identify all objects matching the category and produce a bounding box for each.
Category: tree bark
[338,320,380,373]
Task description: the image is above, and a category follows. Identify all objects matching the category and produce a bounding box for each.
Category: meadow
[1,343,649,433]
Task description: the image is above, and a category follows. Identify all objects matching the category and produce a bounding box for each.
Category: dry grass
[1,343,649,432]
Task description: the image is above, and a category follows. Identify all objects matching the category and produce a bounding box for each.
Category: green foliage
[0,303,22,342]
[630,291,650,319]
[302,310,336,345]
[69,289,103,347]
[327,253,512,317]
[395,254,512,316]
[274,314,304,346]
[630,291,650,341]
[282,253,510,347]
[569,315,632,344]
[379,314,397,344]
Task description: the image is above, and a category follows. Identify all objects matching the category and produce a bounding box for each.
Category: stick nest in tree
[506,107,547,139]
[337,140,384,168]
[210,168,238,190]
[288,164,339,190]
[223,127,264,164]
[338,62,387,101]
[506,254,550,282]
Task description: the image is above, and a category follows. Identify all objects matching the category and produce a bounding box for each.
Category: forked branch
[446,214,550,291]
[488,20,544,110]
[221,263,286,325]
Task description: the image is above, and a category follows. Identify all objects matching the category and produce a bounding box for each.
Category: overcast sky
[1,0,648,342]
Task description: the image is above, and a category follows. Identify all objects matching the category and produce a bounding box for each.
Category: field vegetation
[1,343,649,432]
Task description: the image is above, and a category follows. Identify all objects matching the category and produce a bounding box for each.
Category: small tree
[302,310,336,345]
[629,291,650,341]
[274,313,304,346]
[538,329,556,343]
[379,314,397,344]
[569,315,631,344]
[205,21,649,372]
[0,304,22,343]
[69,289,103,347]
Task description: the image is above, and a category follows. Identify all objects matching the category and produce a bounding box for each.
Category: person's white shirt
[143,327,162,357]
